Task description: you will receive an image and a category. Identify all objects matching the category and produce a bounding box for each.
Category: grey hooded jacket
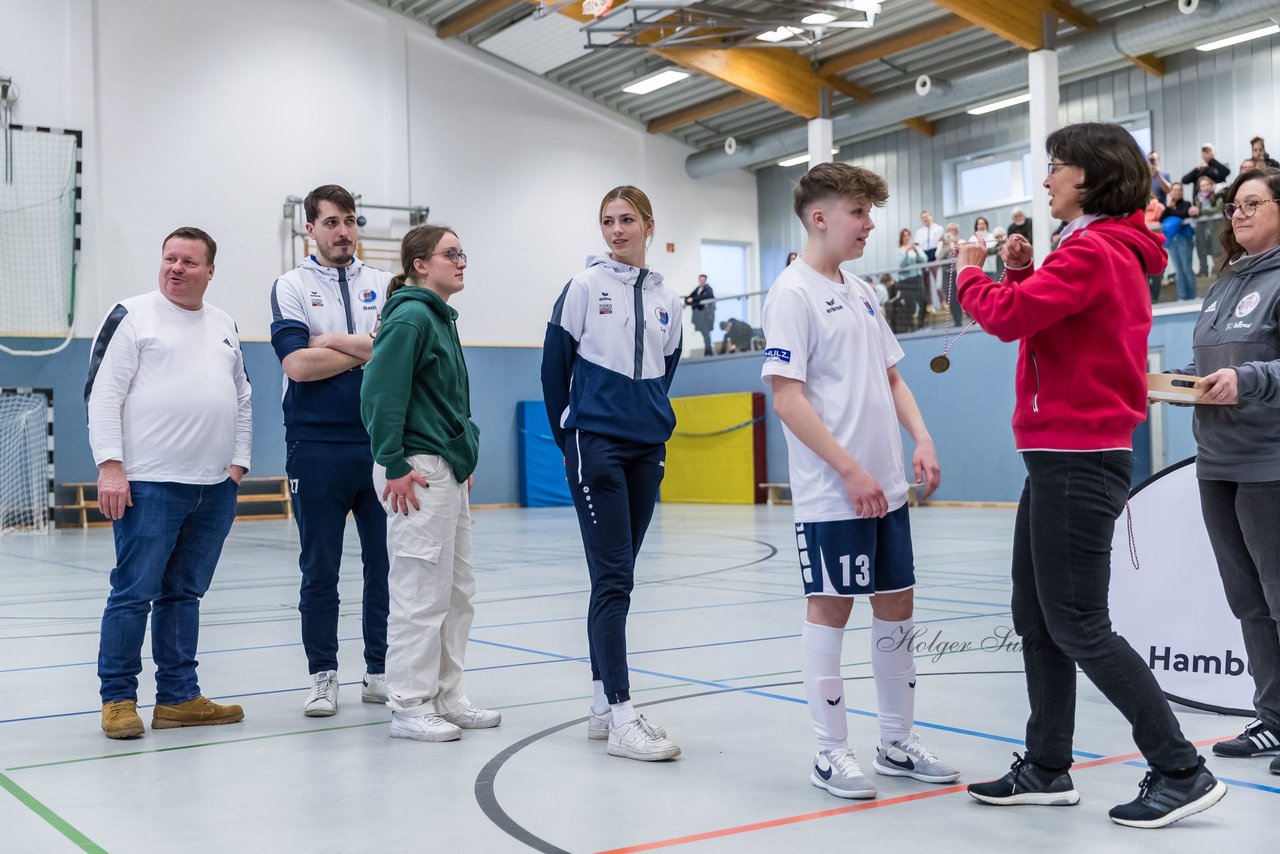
[1177,244,1280,480]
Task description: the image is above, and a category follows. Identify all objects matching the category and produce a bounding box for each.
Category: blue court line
[0,595,801,674]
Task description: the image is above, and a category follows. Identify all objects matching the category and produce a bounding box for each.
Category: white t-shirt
[761,260,908,522]
[87,290,253,484]
[915,222,944,252]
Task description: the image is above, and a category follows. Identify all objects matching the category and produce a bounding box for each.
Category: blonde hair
[599,185,655,230]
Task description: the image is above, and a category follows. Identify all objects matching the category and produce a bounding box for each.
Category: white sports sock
[592,681,608,715]
[610,700,637,727]
[801,620,848,753]
[871,616,916,745]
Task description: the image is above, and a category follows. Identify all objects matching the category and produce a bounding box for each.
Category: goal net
[0,125,81,355]
[0,388,54,535]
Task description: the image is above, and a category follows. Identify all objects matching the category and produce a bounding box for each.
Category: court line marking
[591,737,1243,854]
[0,772,107,853]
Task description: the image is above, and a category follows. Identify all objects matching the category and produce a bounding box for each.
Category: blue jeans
[1012,451,1198,773]
[98,479,238,704]
[1168,234,1196,300]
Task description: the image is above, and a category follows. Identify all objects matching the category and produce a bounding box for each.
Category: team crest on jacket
[359,288,377,303]
[1235,292,1261,317]
[860,297,875,316]
[655,306,670,326]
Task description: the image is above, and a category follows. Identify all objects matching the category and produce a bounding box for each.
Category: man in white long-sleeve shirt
[86,227,252,739]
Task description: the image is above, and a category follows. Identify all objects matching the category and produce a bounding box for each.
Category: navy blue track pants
[286,439,389,675]
[565,430,665,704]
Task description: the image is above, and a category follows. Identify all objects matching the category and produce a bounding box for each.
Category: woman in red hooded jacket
[957,123,1226,829]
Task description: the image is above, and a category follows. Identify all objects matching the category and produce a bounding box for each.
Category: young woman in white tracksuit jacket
[541,186,684,762]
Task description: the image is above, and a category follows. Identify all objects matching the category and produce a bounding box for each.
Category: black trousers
[564,430,665,704]
[1012,450,1198,772]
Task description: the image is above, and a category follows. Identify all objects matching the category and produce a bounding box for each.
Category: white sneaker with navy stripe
[873,733,960,783]
[1212,719,1280,758]
[812,748,877,799]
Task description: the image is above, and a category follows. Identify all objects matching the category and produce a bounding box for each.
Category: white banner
[1110,458,1253,714]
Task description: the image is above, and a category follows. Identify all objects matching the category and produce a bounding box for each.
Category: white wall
[1,0,758,344]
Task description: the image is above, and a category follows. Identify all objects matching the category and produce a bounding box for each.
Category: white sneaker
[587,706,667,740]
[812,748,878,799]
[303,670,339,717]
[361,672,388,704]
[607,715,680,761]
[873,733,961,783]
[390,711,462,742]
[442,705,501,729]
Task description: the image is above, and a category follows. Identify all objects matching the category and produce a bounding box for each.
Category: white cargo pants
[374,454,475,718]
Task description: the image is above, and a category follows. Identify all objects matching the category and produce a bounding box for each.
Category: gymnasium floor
[2,504,1274,853]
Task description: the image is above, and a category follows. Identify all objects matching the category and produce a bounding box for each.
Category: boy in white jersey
[761,163,958,799]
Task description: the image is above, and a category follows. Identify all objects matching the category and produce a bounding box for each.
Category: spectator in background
[786,251,799,266]
[1161,182,1198,301]
[1145,195,1167,302]
[1049,220,1068,249]
[875,273,894,307]
[1239,158,1258,174]
[685,274,716,356]
[718,317,754,353]
[1251,136,1280,170]
[1148,151,1173,203]
[973,217,997,273]
[1007,208,1033,244]
[896,228,925,281]
[991,227,1007,279]
[1181,143,1231,187]
[936,223,962,325]
[1193,175,1225,278]
[914,210,945,310]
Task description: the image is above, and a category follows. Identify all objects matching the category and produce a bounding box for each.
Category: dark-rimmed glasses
[432,250,467,265]
[1224,199,1277,219]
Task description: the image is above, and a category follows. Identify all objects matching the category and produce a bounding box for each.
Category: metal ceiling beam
[436,0,523,38]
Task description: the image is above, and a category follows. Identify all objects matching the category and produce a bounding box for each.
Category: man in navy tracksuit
[270,184,393,716]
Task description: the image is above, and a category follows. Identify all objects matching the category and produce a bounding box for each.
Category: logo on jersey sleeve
[764,347,792,364]
[359,288,377,303]
[655,306,670,326]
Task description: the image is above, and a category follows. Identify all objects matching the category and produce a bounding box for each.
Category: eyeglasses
[1047,161,1072,174]
[431,249,468,265]
[1224,199,1277,219]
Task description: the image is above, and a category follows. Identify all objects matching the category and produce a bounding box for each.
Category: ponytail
[386,272,411,300]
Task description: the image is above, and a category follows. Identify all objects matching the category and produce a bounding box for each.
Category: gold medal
[930,354,951,373]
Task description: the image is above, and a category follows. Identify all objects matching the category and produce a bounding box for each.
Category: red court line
[595,736,1230,854]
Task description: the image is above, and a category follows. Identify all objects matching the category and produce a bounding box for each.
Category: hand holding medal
[931,234,1031,373]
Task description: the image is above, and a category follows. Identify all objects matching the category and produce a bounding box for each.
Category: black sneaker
[1108,758,1227,828]
[1211,719,1280,757]
[967,753,1080,806]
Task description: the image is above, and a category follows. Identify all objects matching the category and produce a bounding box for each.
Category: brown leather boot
[102,700,145,739]
[151,696,244,729]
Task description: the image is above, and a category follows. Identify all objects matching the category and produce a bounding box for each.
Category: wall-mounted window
[946,144,1036,216]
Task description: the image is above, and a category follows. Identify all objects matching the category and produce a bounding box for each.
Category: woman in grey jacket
[1177,168,1280,776]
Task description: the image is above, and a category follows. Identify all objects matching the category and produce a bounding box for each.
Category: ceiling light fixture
[802,13,838,25]
[777,149,841,167]
[757,26,804,43]
[967,92,1031,115]
[622,69,689,94]
[1195,25,1279,52]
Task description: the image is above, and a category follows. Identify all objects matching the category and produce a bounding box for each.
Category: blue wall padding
[517,400,571,507]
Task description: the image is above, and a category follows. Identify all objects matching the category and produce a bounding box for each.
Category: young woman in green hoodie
[360,225,497,743]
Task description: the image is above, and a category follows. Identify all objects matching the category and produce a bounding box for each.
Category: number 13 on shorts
[840,554,871,588]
